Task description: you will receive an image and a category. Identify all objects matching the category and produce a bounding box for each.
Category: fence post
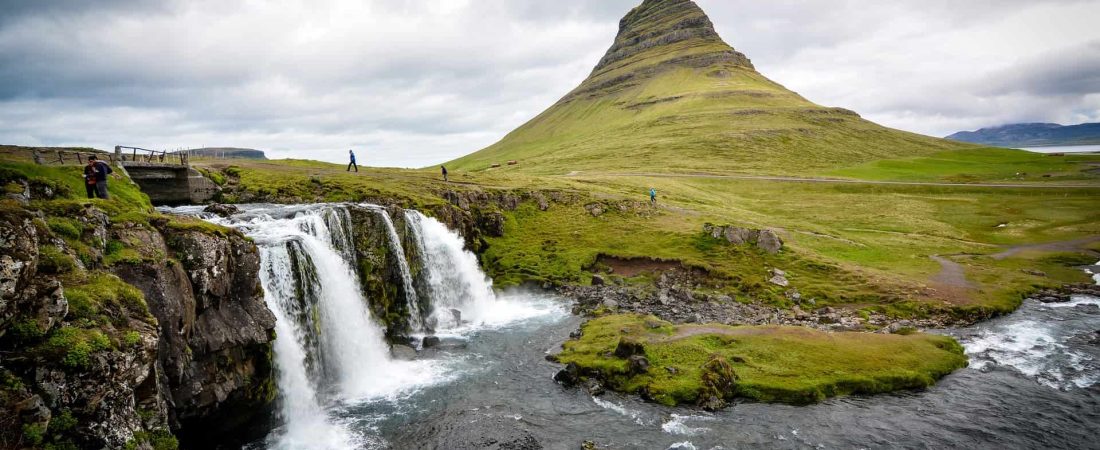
[57,150,64,165]
[115,145,122,162]
[76,152,83,164]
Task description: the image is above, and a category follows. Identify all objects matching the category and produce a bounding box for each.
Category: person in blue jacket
[649,188,657,205]
[347,149,358,172]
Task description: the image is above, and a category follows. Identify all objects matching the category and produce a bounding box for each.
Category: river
[166,204,1099,449]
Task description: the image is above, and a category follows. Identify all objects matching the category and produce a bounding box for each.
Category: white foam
[661,414,713,436]
[667,442,698,450]
[594,397,647,426]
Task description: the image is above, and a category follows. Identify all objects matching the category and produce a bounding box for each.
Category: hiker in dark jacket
[347,149,358,172]
[83,155,112,199]
[442,166,448,182]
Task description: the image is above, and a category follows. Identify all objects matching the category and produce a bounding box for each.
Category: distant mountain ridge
[176,147,267,159]
[946,122,1100,148]
[446,0,970,175]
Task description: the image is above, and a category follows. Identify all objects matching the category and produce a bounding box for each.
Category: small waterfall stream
[370,207,426,332]
[405,211,507,330]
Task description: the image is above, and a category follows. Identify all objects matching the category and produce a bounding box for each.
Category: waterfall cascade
[166,203,562,449]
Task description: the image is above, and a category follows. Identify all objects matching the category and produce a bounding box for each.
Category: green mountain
[448,0,969,175]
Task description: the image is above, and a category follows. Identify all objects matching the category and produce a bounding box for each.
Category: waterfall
[404,211,502,330]
[224,205,445,449]
[160,203,563,449]
[369,207,425,332]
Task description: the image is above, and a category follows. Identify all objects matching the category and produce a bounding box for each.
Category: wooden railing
[114,146,189,165]
[30,148,116,166]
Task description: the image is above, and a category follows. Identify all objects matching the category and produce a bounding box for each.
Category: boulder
[614,338,646,358]
[769,275,789,287]
[583,378,605,397]
[203,203,240,218]
[553,362,581,386]
[627,355,650,375]
[756,230,783,254]
[591,274,606,286]
[584,203,605,218]
[422,335,442,348]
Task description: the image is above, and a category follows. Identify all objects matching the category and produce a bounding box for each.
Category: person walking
[441,166,448,182]
[347,149,359,172]
[649,188,657,205]
[83,155,112,199]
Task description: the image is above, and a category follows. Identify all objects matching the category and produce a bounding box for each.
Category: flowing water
[164,204,1099,449]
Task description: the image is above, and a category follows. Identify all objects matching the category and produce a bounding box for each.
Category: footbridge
[114,146,218,205]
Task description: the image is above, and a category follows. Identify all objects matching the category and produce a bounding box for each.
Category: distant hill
[446,0,970,175]
[177,147,268,160]
[946,123,1100,148]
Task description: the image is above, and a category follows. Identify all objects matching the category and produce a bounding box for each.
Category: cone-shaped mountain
[448,0,969,175]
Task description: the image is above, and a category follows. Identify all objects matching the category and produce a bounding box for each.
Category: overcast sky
[1,0,1098,167]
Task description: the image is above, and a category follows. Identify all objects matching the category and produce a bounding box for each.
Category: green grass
[829,148,1100,183]
[62,271,151,326]
[38,326,113,370]
[556,314,967,405]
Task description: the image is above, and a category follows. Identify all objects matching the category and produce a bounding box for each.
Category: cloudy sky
[1,0,1098,167]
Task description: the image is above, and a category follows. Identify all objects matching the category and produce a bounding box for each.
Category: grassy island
[555,314,968,405]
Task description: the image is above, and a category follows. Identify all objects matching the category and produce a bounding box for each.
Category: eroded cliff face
[0,198,275,449]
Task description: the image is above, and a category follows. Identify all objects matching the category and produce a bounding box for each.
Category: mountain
[176,147,268,159]
[946,122,1100,148]
[447,0,969,175]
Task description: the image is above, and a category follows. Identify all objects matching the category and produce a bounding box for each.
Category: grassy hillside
[447,0,972,175]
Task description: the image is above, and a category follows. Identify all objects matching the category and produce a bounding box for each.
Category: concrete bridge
[115,146,219,205]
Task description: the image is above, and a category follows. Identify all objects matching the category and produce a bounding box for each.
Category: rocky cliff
[0,170,275,449]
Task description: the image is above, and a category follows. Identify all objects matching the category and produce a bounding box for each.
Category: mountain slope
[447,0,970,175]
[946,122,1100,147]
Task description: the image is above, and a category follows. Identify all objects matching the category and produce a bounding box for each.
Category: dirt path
[991,236,1100,260]
[573,172,1100,189]
[930,255,975,289]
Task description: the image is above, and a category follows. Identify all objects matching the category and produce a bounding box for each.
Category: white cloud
[0,0,1098,166]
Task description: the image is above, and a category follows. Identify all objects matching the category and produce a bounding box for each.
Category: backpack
[97,161,113,175]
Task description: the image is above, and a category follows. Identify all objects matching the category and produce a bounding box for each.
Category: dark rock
[477,211,506,237]
[591,274,606,286]
[614,338,646,358]
[698,355,738,411]
[203,203,239,218]
[554,363,581,386]
[583,378,605,397]
[422,335,442,348]
[627,355,650,375]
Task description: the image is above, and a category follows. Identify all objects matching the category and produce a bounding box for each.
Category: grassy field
[159,150,1100,323]
[554,314,968,405]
